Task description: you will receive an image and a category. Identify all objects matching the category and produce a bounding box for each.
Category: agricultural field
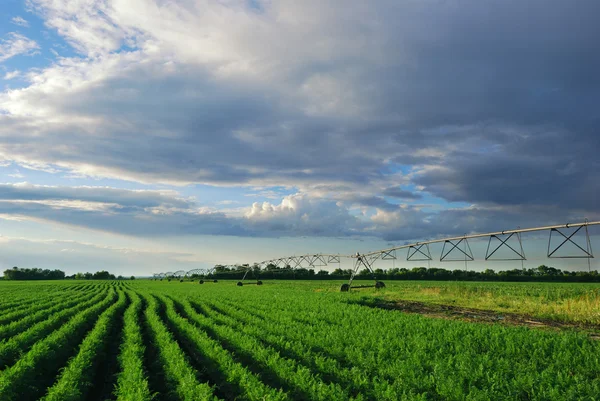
[0,279,599,400]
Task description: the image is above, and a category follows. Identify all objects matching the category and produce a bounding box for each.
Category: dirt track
[358,299,600,340]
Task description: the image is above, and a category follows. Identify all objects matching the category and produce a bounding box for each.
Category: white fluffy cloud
[245,193,362,236]
[10,16,30,27]
[0,33,39,62]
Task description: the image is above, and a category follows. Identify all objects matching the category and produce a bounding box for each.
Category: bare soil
[358,299,600,340]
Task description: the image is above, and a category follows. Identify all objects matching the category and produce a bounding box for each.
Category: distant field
[0,279,599,400]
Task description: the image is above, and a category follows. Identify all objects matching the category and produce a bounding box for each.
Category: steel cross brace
[440,238,474,262]
[314,254,328,266]
[547,225,594,258]
[407,243,432,261]
[381,250,397,260]
[292,256,307,269]
[327,255,341,263]
[485,233,526,260]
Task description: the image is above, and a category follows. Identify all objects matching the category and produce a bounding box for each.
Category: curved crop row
[114,291,152,401]
[173,296,349,400]
[41,290,128,401]
[0,290,84,326]
[0,288,118,401]
[213,290,600,400]
[196,299,372,398]
[158,294,287,401]
[0,294,62,319]
[0,283,93,312]
[0,287,101,341]
[0,289,111,369]
[140,292,216,401]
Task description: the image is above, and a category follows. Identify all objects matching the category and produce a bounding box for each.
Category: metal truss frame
[407,243,432,261]
[154,220,599,288]
[327,255,341,263]
[547,225,594,259]
[380,250,397,260]
[440,238,474,262]
[485,232,526,261]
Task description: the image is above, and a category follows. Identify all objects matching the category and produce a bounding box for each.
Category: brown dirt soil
[362,299,600,340]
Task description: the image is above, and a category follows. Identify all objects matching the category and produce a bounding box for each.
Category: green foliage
[114,291,152,401]
[0,288,118,401]
[3,267,65,280]
[0,280,599,400]
[41,290,128,401]
[141,293,216,400]
[213,264,600,282]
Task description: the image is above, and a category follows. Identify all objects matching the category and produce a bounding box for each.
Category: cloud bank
[0,0,597,242]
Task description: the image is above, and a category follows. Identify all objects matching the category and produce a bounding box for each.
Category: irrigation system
[154,220,599,291]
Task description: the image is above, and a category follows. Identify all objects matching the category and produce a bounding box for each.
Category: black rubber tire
[340,283,350,292]
[199,279,204,284]
[237,281,243,286]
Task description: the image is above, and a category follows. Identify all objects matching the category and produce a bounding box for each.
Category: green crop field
[0,280,599,401]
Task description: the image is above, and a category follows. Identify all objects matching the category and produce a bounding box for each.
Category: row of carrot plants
[141,291,216,400]
[0,285,102,341]
[145,282,600,400]
[0,283,94,309]
[0,285,98,325]
[0,288,110,369]
[0,287,118,401]
[1,280,599,400]
[216,289,600,400]
[158,294,287,400]
[114,291,152,401]
[166,295,350,400]
[41,289,129,400]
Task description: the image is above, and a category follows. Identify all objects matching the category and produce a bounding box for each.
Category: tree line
[207,264,600,282]
[2,267,134,280]
[2,267,65,280]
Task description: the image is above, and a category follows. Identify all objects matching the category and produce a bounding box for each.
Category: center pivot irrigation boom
[240,220,599,292]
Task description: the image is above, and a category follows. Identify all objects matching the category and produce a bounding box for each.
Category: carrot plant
[41,289,128,401]
[140,292,216,401]
[114,291,153,401]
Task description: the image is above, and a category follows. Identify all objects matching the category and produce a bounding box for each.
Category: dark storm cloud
[0,183,192,208]
[0,0,598,237]
[382,187,422,200]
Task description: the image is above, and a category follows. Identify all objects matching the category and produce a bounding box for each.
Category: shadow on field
[348,297,600,340]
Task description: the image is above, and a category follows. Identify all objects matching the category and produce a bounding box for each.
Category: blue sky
[0,0,598,276]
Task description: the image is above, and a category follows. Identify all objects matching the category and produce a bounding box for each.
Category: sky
[0,0,598,276]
